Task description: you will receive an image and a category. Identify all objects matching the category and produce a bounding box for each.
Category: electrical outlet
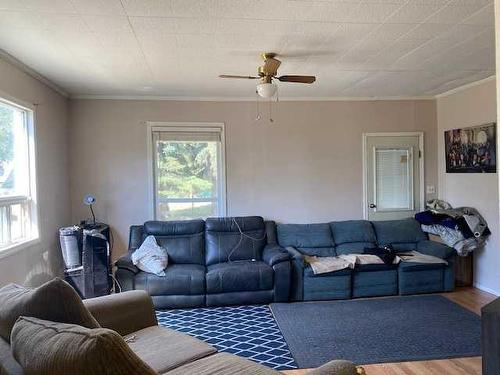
[426,185,436,194]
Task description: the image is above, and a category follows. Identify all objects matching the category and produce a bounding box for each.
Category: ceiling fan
[219,52,316,98]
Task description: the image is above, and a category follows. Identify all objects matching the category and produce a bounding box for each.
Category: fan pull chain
[255,90,261,122]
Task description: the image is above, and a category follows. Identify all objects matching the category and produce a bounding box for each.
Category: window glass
[152,127,225,220]
[0,99,37,250]
[375,148,412,210]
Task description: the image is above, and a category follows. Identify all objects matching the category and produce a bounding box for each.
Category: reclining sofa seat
[205,216,290,306]
[115,216,291,308]
[116,220,206,309]
[372,218,456,295]
[276,223,352,301]
[277,218,456,301]
[331,220,398,298]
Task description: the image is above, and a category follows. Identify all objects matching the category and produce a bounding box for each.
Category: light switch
[426,185,436,194]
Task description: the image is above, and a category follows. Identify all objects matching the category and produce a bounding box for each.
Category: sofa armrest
[83,291,157,336]
[115,252,140,274]
[308,360,359,375]
[417,240,455,259]
[262,244,290,266]
[286,246,304,266]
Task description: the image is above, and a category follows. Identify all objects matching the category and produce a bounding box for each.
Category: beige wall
[437,78,499,295]
[69,99,438,258]
[0,57,70,287]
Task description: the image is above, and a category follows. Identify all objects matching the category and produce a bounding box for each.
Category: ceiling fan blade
[263,58,281,75]
[219,75,259,79]
[277,75,316,84]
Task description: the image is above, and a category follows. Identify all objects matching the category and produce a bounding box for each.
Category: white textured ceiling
[0,0,495,98]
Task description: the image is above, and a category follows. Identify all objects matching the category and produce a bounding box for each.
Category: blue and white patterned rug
[156,305,297,370]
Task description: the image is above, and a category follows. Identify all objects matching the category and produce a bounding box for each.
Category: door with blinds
[150,124,226,221]
[364,133,423,221]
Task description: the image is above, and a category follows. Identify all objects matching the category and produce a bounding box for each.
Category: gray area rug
[270,295,481,368]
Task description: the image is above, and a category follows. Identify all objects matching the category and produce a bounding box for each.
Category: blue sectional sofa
[274,218,456,301]
[115,216,456,308]
[115,216,291,309]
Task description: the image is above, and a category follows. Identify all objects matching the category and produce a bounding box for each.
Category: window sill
[0,238,41,260]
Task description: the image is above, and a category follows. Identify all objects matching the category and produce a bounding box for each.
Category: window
[150,124,226,221]
[0,98,38,250]
[374,147,413,211]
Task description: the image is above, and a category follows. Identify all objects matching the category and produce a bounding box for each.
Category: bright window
[0,99,38,250]
[150,125,226,221]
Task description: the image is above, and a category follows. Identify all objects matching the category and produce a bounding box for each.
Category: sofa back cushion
[277,223,335,257]
[372,218,427,249]
[11,317,156,375]
[330,220,377,255]
[140,220,205,265]
[205,216,266,266]
[0,278,100,343]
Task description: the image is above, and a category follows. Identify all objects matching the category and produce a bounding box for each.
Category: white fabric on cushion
[131,236,168,276]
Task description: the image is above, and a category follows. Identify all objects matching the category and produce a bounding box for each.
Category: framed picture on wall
[445,122,497,173]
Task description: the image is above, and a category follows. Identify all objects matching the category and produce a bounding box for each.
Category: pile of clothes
[415,199,490,256]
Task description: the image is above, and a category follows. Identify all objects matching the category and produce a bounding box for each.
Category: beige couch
[1,290,359,375]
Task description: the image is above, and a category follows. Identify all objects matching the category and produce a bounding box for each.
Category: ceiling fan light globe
[256,82,277,98]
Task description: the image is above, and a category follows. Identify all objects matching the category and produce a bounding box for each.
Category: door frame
[362,132,425,220]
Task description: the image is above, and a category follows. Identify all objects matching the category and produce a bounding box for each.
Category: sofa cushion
[354,263,399,272]
[0,278,99,342]
[206,261,273,293]
[372,218,427,246]
[330,220,376,245]
[134,264,205,296]
[277,224,335,257]
[335,242,376,255]
[304,265,352,278]
[165,352,279,375]
[143,220,205,265]
[417,240,455,259]
[205,217,266,266]
[398,261,446,272]
[126,326,216,374]
[0,336,22,375]
[11,316,156,375]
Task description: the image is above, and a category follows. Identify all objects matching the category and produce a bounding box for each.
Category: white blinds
[153,130,221,143]
[375,148,412,210]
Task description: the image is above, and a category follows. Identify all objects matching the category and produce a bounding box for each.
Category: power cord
[227,217,266,262]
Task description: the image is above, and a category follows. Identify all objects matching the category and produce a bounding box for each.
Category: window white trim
[362,132,425,220]
[0,95,39,252]
[146,122,227,220]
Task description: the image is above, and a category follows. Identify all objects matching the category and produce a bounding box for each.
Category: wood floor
[282,287,496,375]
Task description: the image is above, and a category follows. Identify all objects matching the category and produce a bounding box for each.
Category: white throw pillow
[131,235,169,276]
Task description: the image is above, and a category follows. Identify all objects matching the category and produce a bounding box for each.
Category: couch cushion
[372,218,427,246]
[417,240,455,259]
[142,220,205,265]
[164,352,279,375]
[398,261,446,272]
[304,265,352,278]
[335,242,376,255]
[330,220,376,244]
[0,278,99,342]
[11,316,156,375]
[277,224,335,257]
[126,326,216,374]
[135,264,205,296]
[354,263,399,272]
[205,217,266,266]
[206,261,273,293]
[0,336,22,375]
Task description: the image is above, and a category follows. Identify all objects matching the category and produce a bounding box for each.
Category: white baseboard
[474,282,500,297]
